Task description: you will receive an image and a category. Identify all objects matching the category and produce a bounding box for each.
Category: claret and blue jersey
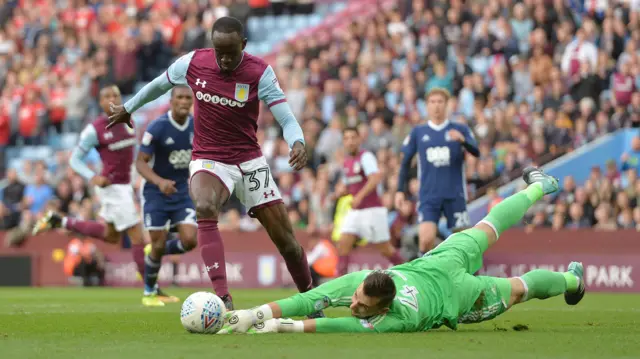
[398,120,479,229]
[139,112,196,230]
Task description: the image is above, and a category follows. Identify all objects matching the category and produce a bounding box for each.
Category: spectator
[0,168,25,230]
[23,162,53,215]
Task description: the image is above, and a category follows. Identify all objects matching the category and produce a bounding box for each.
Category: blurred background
[1,0,640,289]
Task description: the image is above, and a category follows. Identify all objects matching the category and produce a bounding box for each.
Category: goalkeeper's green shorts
[457,276,511,324]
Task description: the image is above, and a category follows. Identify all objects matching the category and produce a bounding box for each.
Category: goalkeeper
[219,167,585,334]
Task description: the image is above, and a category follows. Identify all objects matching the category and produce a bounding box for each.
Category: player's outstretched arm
[107,52,194,129]
[218,273,363,334]
[258,65,307,170]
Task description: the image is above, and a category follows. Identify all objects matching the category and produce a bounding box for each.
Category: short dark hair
[212,16,245,37]
[362,271,396,309]
[171,85,191,98]
[343,127,359,136]
[99,84,120,96]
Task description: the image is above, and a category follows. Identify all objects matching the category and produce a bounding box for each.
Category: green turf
[1,288,639,359]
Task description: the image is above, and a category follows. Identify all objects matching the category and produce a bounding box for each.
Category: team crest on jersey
[234,83,250,102]
[125,125,135,135]
[445,131,452,142]
[353,162,361,174]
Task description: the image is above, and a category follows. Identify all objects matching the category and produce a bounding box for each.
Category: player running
[336,127,404,275]
[31,85,182,301]
[218,167,586,334]
[136,86,198,307]
[106,17,321,316]
[396,88,480,255]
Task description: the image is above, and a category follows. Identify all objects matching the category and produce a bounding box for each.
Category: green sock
[481,183,544,236]
[520,269,574,302]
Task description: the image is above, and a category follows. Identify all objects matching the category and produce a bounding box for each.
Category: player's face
[100,86,122,115]
[343,130,360,155]
[171,88,194,119]
[212,31,247,73]
[350,284,387,319]
[427,93,447,121]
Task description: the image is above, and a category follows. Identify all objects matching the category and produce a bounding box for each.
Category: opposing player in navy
[396,88,480,254]
[136,86,197,307]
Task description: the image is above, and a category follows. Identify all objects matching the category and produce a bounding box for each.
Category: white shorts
[340,206,390,244]
[95,184,140,232]
[189,156,282,217]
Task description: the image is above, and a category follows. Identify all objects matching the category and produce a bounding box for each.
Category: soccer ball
[180,291,227,334]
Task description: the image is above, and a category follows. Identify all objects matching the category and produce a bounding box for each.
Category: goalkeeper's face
[350,283,390,319]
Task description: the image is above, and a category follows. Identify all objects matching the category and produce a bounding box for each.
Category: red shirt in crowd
[48,87,67,124]
[18,100,45,137]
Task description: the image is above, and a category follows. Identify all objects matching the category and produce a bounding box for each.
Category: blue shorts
[418,196,470,230]
[143,195,196,231]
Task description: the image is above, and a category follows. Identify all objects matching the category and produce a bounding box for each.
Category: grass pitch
[1,288,639,359]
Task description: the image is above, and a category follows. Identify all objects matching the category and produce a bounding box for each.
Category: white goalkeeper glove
[216,310,255,334]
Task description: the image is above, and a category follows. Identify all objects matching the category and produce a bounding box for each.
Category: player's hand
[394,192,405,210]
[216,310,256,334]
[90,175,111,188]
[106,102,133,130]
[447,129,465,143]
[289,141,307,171]
[157,179,177,196]
[621,152,630,162]
[247,318,280,334]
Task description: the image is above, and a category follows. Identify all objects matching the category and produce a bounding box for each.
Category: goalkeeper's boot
[522,167,559,195]
[564,261,585,306]
[142,293,166,307]
[32,211,63,235]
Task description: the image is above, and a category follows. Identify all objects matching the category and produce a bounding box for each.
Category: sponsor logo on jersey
[195,91,246,107]
[107,138,137,151]
[234,83,250,102]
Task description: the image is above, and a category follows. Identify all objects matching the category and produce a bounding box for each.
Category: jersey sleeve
[401,128,418,158]
[123,52,193,114]
[139,120,162,155]
[70,125,98,180]
[460,125,480,157]
[314,313,407,333]
[275,272,365,318]
[166,51,194,86]
[360,151,379,176]
[77,124,98,153]
[258,65,287,107]
[397,129,418,193]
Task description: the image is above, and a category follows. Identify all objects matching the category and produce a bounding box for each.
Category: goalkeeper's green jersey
[276,258,480,333]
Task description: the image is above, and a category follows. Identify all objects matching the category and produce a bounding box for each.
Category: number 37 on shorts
[189,157,283,215]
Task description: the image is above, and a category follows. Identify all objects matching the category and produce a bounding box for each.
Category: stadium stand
[2,0,640,254]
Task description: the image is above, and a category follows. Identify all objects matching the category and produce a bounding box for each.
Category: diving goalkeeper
[219,167,585,334]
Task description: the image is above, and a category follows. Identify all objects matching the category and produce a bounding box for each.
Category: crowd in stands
[3,0,640,249]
